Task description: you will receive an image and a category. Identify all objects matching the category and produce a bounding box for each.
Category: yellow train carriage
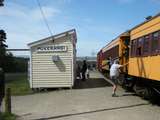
[128,13,160,81]
[98,12,160,97]
[100,32,130,72]
[101,37,120,71]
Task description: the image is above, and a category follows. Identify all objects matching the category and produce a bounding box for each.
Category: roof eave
[28,29,76,48]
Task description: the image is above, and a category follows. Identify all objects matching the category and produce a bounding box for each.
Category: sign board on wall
[37,45,68,52]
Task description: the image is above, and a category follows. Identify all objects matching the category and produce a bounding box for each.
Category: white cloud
[30,6,60,20]
[0,2,60,21]
[0,4,27,18]
[0,1,61,51]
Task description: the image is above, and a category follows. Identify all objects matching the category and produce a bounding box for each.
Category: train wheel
[142,88,153,100]
[133,83,144,96]
[133,84,153,99]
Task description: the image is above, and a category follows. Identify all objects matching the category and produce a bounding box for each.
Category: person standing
[81,60,87,81]
[85,68,89,79]
[110,60,128,97]
[76,64,81,79]
[108,57,113,69]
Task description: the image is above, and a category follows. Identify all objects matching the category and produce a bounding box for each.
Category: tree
[0,0,4,6]
[0,29,8,70]
[4,52,15,72]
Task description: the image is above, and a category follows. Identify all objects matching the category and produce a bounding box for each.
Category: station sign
[37,45,67,52]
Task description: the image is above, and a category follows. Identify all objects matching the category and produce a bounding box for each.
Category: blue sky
[0,0,160,56]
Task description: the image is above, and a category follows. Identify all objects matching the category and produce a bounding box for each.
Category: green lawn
[0,113,16,120]
[5,73,33,96]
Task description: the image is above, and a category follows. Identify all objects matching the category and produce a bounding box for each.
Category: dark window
[151,31,159,53]
[143,35,150,54]
[131,40,136,57]
[138,37,143,46]
[131,41,134,57]
[136,38,143,56]
[137,47,142,56]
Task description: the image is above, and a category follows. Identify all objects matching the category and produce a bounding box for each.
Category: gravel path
[12,71,160,120]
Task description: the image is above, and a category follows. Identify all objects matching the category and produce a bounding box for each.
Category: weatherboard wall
[30,35,75,88]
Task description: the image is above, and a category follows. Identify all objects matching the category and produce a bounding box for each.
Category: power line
[36,0,53,37]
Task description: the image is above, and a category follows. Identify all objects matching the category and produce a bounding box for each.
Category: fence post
[5,88,11,114]
[0,68,5,112]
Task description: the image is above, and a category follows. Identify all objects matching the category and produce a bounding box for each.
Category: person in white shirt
[110,60,128,97]
[85,68,89,79]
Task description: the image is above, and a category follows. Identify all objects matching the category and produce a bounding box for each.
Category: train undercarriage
[118,73,160,100]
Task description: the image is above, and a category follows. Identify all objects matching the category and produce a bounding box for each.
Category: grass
[0,112,16,120]
[5,73,33,96]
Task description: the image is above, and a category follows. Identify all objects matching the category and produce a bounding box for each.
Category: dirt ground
[11,71,160,120]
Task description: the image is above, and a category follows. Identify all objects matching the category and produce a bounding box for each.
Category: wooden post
[0,68,5,112]
[5,88,11,114]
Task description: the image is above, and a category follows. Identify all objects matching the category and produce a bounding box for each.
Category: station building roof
[28,29,77,48]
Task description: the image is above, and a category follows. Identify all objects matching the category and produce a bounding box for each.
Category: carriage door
[119,36,130,73]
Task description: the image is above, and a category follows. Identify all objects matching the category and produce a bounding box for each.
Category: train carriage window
[131,40,136,57]
[136,38,143,56]
[131,41,134,57]
[143,35,150,54]
[151,31,159,53]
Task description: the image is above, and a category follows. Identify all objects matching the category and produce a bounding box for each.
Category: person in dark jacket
[76,64,81,79]
[81,60,87,81]
[108,57,113,69]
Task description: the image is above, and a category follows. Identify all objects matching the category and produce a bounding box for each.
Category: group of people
[77,60,89,81]
[76,58,128,97]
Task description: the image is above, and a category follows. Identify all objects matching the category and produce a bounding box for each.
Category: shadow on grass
[33,103,149,120]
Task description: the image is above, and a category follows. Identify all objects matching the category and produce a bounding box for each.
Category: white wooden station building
[28,29,77,89]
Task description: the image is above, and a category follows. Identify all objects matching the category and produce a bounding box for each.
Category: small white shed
[28,29,77,88]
